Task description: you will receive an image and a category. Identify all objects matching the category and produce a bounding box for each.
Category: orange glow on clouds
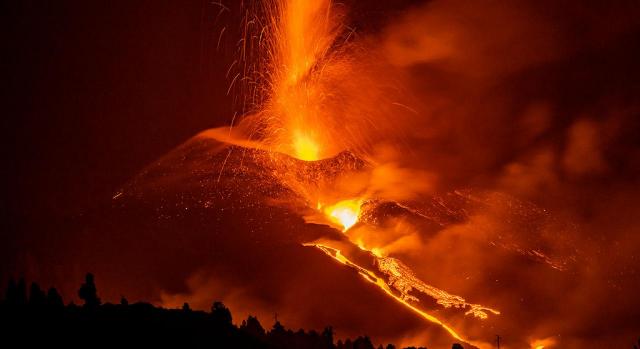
[530,337,557,349]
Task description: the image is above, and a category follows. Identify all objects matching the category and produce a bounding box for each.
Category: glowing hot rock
[322,199,362,231]
[293,131,320,161]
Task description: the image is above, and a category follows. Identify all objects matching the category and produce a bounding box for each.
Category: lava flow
[303,243,467,342]
[208,0,502,346]
[304,196,499,349]
[320,199,362,231]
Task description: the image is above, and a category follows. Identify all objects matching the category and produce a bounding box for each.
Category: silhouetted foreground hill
[1,273,465,349]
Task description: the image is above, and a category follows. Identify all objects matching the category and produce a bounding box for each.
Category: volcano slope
[65,130,458,347]
[61,129,593,348]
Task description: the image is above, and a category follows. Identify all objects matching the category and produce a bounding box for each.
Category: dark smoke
[372,0,640,347]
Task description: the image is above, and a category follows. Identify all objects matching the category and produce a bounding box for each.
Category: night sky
[2,0,236,276]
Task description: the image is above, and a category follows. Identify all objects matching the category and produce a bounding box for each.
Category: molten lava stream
[305,196,498,349]
[233,0,502,345]
[304,243,494,349]
[319,199,362,231]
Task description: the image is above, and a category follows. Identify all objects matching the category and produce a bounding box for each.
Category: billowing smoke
[362,0,640,347]
[159,1,640,347]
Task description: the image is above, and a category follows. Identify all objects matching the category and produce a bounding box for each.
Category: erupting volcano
[6,0,640,348]
[104,0,579,347]
[188,0,507,345]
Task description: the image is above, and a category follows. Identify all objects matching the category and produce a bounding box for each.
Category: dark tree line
[0,273,468,349]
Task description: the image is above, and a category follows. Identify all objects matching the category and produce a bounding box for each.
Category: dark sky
[2,0,233,219]
[0,0,242,286]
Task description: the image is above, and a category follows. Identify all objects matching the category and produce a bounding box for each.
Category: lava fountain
[201,0,502,347]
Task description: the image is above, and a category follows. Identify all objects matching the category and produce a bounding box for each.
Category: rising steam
[173,0,640,348]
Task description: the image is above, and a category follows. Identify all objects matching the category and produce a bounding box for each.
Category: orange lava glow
[530,337,557,349]
[320,199,362,231]
[221,0,502,346]
[258,0,341,160]
[304,243,494,349]
[293,130,320,161]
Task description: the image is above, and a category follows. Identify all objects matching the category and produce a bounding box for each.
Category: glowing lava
[321,199,362,231]
[530,337,557,349]
[253,0,341,161]
[304,243,494,349]
[222,0,503,346]
[293,130,320,161]
[308,196,499,348]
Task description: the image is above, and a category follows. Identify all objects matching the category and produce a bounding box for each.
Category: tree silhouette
[211,300,232,324]
[241,315,265,338]
[322,326,334,348]
[452,344,464,349]
[11,277,27,307]
[46,288,64,308]
[272,319,286,334]
[353,336,375,349]
[78,273,100,307]
[5,278,18,306]
[29,282,46,307]
[0,273,475,349]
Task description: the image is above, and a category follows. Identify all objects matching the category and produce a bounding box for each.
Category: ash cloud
[152,1,640,347]
[361,0,640,347]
